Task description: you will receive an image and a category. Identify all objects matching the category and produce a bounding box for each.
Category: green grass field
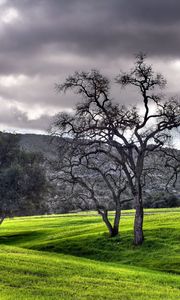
[0,208,179,299]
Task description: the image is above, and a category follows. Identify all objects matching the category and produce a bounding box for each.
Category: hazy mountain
[17,132,180,193]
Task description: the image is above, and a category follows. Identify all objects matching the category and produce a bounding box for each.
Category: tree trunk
[0,216,5,225]
[133,182,144,245]
[99,207,121,237]
[101,211,114,237]
[112,206,121,237]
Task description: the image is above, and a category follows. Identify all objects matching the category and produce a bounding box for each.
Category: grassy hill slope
[0,208,179,299]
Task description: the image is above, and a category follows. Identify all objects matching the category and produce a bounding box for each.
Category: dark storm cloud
[0,0,180,132]
[2,0,180,61]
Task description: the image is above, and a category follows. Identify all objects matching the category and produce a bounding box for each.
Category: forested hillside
[16,133,180,211]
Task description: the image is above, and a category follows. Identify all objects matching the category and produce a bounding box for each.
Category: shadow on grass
[0,231,42,245]
[0,226,179,274]
[32,227,180,274]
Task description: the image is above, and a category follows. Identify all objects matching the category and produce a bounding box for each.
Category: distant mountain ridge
[17,132,180,193]
[0,133,180,209]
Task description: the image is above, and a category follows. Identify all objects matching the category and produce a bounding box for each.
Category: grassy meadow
[0,208,179,299]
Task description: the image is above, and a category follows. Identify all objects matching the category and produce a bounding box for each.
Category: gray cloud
[0,0,180,132]
[0,105,52,131]
[0,1,179,62]
[1,0,180,59]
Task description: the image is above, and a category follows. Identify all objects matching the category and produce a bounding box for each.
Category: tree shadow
[0,231,42,245]
[31,227,180,274]
[0,226,179,274]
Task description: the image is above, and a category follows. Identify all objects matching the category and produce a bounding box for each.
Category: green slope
[0,208,179,299]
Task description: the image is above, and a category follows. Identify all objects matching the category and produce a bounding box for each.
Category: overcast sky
[0,0,180,146]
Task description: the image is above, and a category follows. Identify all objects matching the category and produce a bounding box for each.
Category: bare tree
[50,140,131,237]
[140,149,180,207]
[159,148,180,190]
[52,54,180,245]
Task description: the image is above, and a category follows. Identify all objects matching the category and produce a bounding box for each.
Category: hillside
[18,133,58,158]
[17,133,180,200]
[0,209,179,299]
